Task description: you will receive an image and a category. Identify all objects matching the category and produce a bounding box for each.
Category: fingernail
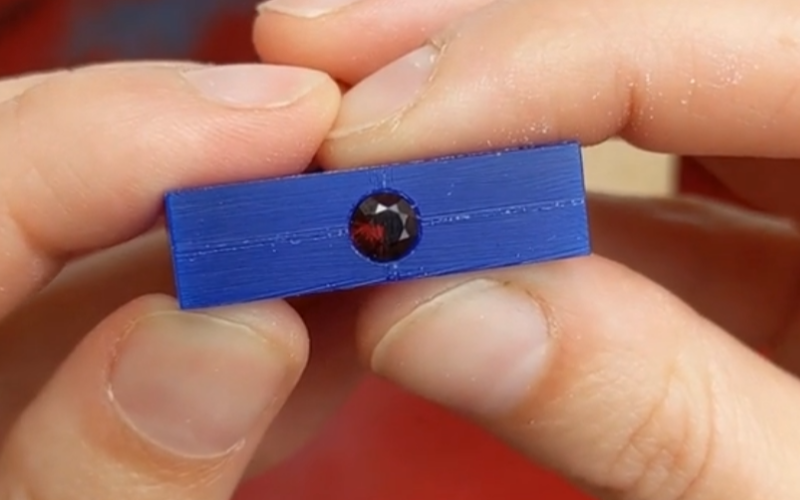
[328,45,439,138]
[110,311,289,457]
[183,63,326,108]
[257,0,363,18]
[371,279,551,416]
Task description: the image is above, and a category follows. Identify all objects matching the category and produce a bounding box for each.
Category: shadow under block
[165,141,591,309]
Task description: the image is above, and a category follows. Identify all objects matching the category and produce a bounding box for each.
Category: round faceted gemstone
[349,191,420,262]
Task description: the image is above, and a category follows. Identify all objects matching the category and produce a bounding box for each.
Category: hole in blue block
[348,189,421,263]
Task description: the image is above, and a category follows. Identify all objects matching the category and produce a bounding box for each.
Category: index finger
[255,0,494,83]
[295,0,800,167]
[0,62,340,317]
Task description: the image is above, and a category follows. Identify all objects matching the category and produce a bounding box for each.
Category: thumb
[354,256,800,499]
[318,0,800,167]
[0,295,308,500]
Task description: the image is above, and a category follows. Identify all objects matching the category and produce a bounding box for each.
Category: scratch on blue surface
[65,0,255,61]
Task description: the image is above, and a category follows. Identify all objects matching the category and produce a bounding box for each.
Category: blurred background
[583,140,674,196]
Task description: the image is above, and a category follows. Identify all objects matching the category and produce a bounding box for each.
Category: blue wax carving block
[165,141,591,309]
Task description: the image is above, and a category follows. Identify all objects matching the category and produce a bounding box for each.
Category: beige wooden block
[581,141,675,196]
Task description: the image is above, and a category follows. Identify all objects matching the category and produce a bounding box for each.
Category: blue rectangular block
[165,141,591,309]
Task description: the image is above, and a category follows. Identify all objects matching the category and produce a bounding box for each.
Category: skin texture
[0,62,360,498]
[269,0,800,498]
[2,0,800,498]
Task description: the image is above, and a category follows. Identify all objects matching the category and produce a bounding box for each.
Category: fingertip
[353,255,800,498]
[108,299,308,458]
[1,294,309,497]
[253,10,383,83]
[197,297,312,367]
[317,0,800,169]
[0,62,343,318]
[314,0,628,168]
[254,0,494,84]
[368,278,552,417]
[354,255,697,421]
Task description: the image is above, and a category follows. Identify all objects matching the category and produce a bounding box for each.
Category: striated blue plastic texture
[165,141,591,309]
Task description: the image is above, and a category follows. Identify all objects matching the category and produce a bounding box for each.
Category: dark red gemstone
[349,191,419,262]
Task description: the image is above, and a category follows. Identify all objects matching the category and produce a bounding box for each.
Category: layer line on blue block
[165,141,591,309]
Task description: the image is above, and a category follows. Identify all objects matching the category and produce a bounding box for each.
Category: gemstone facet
[349,191,419,262]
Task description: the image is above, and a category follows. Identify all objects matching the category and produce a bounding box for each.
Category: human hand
[0,61,365,498]
[255,0,800,497]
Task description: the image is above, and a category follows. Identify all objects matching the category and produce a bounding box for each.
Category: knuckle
[604,346,717,500]
[0,68,122,258]
[0,79,68,257]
